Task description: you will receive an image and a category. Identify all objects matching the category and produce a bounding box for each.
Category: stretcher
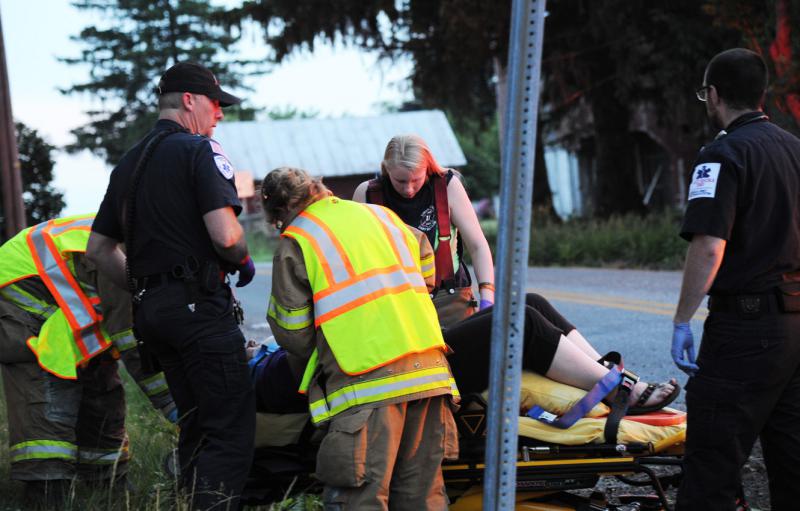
[238,391,687,511]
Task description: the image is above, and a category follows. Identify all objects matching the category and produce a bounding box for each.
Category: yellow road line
[530,288,707,321]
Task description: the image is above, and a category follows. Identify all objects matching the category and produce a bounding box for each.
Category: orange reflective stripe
[316,281,426,326]
[42,222,98,326]
[24,219,102,359]
[284,225,337,287]
[301,211,356,278]
[363,206,409,270]
[365,205,418,270]
[315,266,428,325]
[315,264,419,301]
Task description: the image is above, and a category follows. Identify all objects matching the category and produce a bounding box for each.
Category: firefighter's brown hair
[260,167,331,229]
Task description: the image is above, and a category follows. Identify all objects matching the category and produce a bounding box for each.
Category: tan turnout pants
[317,395,459,511]
[0,300,128,481]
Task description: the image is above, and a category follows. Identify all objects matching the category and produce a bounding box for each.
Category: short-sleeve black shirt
[92,119,241,277]
[680,112,800,293]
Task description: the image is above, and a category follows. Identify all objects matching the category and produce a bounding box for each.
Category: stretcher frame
[238,393,685,510]
[443,394,684,510]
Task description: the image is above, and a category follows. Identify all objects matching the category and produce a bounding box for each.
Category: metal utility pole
[0,7,26,240]
[483,0,546,509]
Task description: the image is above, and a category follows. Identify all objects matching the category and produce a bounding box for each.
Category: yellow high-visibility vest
[282,198,452,422]
[0,214,112,379]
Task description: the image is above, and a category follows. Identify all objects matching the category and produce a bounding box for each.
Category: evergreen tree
[60,0,262,165]
[16,122,65,225]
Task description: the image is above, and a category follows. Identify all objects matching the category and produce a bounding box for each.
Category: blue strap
[248,344,270,377]
[526,367,622,429]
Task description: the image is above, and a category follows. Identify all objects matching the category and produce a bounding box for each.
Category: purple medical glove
[235,255,256,288]
[671,322,699,377]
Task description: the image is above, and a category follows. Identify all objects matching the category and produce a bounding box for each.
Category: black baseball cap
[157,62,242,107]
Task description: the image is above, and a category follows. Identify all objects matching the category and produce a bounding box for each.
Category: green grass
[480,209,687,270]
[0,369,318,510]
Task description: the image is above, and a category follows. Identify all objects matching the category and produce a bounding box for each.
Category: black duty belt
[708,293,783,317]
[135,259,226,295]
[135,272,186,291]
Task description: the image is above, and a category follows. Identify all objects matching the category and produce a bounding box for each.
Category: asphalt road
[235,264,701,409]
[235,263,774,508]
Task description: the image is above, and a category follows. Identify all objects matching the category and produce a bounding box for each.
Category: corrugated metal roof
[212,110,467,179]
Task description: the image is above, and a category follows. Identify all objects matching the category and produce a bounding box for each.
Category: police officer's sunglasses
[695,85,714,102]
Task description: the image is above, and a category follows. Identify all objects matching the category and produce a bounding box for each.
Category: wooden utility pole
[0,7,26,240]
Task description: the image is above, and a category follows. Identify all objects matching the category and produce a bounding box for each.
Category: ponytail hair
[260,167,331,229]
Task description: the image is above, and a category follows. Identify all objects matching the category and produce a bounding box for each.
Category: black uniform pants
[677,311,800,511]
[135,281,255,511]
[444,293,574,394]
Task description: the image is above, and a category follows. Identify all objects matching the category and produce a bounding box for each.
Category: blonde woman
[354,134,494,326]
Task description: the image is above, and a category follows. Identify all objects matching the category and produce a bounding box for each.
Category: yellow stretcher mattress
[254,370,686,452]
[518,408,685,451]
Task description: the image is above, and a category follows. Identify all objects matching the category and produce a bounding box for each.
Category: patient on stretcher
[246,293,679,417]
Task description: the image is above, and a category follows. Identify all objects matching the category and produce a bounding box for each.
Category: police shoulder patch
[688,162,721,200]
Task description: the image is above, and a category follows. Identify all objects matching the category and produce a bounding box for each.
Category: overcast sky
[0,1,412,215]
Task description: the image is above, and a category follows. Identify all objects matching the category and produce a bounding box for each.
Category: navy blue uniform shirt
[93,119,241,277]
[680,112,800,294]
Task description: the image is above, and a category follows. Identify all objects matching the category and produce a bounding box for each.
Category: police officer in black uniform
[672,48,800,510]
[86,62,256,510]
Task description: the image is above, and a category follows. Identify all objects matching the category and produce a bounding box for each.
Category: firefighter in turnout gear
[262,167,459,511]
[0,214,175,507]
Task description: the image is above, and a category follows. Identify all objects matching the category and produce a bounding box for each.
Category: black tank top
[375,170,472,288]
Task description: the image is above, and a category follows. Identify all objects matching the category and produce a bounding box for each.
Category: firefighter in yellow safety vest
[262,167,459,511]
[0,214,175,506]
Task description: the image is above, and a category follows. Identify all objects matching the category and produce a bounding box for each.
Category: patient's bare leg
[545,335,676,408]
[564,329,602,360]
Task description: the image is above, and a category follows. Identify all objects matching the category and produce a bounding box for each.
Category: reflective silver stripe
[365,205,415,268]
[10,443,77,462]
[315,268,426,319]
[289,215,351,284]
[111,331,137,352]
[0,286,55,317]
[420,260,435,276]
[327,371,451,411]
[29,222,96,330]
[79,326,104,355]
[309,368,453,422]
[268,299,313,329]
[141,374,168,396]
[78,449,126,464]
[48,217,94,236]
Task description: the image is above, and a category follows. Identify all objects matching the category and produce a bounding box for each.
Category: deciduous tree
[15,122,65,225]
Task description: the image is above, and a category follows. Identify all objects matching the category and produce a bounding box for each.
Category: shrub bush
[480,210,687,270]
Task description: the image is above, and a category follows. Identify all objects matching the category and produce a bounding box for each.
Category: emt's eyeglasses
[695,85,713,102]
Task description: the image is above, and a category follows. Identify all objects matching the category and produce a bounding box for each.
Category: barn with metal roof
[214,109,467,211]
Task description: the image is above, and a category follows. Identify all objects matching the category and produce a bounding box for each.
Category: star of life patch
[688,162,721,200]
[214,155,235,180]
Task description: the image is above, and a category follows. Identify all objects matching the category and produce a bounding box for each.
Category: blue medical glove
[671,322,699,376]
[479,299,493,311]
[166,407,179,424]
[235,255,256,287]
